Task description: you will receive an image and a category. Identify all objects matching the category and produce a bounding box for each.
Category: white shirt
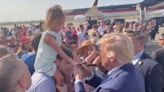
[27,72,55,92]
[77,31,86,47]
[132,50,144,65]
[98,26,104,36]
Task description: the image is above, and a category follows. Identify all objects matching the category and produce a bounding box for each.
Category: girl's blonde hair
[97,33,134,64]
[45,5,65,29]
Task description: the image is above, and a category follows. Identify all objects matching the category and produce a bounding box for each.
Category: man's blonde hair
[97,33,134,64]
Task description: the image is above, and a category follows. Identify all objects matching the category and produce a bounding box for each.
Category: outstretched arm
[44,34,74,63]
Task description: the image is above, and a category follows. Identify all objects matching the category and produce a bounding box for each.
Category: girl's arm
[44,34,74,63]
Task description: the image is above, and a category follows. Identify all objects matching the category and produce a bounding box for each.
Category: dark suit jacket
[75,64,145,92]
[135,52,164,92]
[152,47,164,73]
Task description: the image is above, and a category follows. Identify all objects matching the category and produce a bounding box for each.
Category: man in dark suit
[150,20,159,40]
[152,33,164,75]
[126,31,164,92]
[73,33,145,92]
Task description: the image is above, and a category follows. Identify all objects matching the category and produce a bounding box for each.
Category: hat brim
[77,45,92,55]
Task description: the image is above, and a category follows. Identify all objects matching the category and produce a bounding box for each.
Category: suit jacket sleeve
[147,64,164,92]
[85,74,103,88]
[75,82,85,92]
[74,82,118,92]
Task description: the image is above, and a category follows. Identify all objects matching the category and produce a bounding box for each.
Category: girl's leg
[54,68,68,92]
[54,68,64,86]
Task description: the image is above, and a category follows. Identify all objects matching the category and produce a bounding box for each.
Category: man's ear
[106,52,117,63]
[18,78,28,90]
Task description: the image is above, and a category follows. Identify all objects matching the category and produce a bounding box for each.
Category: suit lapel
[135,60,144,68]
[135,52,147,68]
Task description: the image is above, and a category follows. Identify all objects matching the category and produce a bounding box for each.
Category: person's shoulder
[99,65,144,92]
[140,52,161,70]
[21,53,30,61]
[46,31,62,39]
[32,72,55,85]
[29,72,55,92]
[106,64,137,81]
[32,72,51,79]
[153,47,164,54]
[24,53,36,61]
[141,52,156,61]
[141,56,159,67]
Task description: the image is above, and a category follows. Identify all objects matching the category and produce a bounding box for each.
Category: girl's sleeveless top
[34,31,62,76]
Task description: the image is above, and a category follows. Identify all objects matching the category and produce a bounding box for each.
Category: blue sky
[0,0,143,22]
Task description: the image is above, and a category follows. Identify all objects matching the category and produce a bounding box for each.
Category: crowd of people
[0,5,164,92]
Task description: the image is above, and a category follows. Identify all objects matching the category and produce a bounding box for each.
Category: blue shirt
[22,52,36,75]
[27,72,56,92]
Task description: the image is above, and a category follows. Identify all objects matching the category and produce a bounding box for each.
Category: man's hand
[74,63,93,79]
[92,56,101,65]
[85,50,99,64]
[81,63,93,78]
[73,64,83,81]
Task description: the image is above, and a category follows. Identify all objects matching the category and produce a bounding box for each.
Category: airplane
[65,0,164,24]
